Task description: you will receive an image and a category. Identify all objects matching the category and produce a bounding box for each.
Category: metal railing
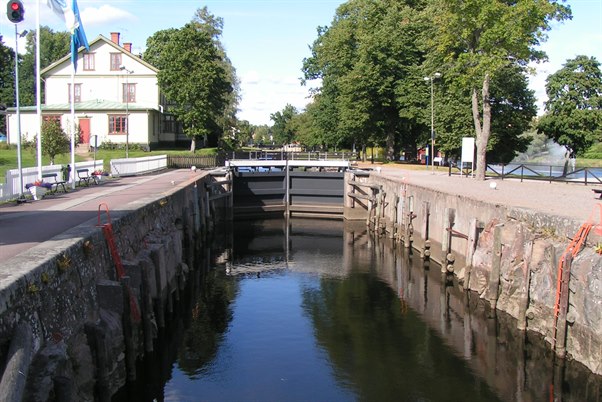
[229,151,358,162]
[449,162,602,185]
[167,154,225,169]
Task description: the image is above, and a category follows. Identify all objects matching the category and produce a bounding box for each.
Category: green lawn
[0,146,218,183]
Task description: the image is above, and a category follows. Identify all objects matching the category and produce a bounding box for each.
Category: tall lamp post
[424,72,441,173]
[120,66,133,158]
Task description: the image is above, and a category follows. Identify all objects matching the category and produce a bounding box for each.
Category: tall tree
[0,36,17,134]
[19,27,70,106]
[144,19,234,152]
[303,0,427,160]
[39,120,70,164]
[270,104,298,145]
[537,55,602,156]
[192,7,241,145]
[423,0,570,179]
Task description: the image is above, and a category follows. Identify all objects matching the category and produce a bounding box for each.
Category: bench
[593,188,602,199]
[41,173,67,193]
[77,169,98,186]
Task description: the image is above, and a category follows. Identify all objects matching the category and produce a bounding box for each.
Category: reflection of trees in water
[302,273,502,402]
[177,268,238,376]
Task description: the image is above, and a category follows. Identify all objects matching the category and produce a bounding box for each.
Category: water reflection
[114,218,601,402]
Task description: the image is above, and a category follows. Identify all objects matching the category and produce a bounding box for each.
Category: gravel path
[356,163,602,223]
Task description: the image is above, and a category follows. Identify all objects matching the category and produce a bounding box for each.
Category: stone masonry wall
[0,172,227,401]
[345,171,602,375]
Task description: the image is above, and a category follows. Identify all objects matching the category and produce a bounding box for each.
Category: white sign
[461,137,475,163]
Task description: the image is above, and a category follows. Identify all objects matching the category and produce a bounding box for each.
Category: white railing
[1,155,169,201]
[1,160,103,202]
[110,155,167,177]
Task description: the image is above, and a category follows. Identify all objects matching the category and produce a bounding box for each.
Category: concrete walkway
[357,163,602,223]
[0,169,204,261]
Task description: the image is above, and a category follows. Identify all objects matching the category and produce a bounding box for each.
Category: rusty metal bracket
[446,227,468,240]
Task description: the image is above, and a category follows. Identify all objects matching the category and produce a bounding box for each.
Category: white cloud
[80,5,136,27]
[241,70,260,85]
[237,73,313,125]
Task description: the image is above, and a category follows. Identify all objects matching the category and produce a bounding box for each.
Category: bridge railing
[229,151,358,162]
[167,154,224,169]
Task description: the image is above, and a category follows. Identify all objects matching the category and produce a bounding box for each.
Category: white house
[6,32,184,150]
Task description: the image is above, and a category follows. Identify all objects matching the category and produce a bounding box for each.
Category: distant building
[6,32,186,150]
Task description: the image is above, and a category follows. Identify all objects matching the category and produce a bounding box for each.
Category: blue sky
[1,0,601,125]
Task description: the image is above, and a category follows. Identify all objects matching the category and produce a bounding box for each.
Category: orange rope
[551,203,601,346]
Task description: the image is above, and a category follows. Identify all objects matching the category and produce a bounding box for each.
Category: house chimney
[124,42,132,53]
[110,32,120,45]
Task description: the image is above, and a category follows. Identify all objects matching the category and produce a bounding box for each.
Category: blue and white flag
[47,0,89,72]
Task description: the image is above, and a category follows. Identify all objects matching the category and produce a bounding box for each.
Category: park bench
[77,169,98,186]
[593,188,602,199]
[41,173,67,193]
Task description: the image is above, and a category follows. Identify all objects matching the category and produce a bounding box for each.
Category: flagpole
[70,69,76,190]
[36,0,42,179]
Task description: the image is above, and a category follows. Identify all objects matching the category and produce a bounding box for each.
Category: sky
[1,0,601,126]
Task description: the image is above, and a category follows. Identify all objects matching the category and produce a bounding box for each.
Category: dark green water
[114,219,601,402]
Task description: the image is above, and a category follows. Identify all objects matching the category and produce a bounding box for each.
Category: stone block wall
[0,173,223,401]
[345,171,602,375]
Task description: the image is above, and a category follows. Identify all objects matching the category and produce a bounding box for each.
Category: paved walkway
[0,169,202,261]
[356,162,601,223]
[1,165,600,262]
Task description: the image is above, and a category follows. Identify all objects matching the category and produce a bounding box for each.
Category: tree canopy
[537,55,602,156]
[422,0,571,178]
[302,0,427,160]
[19,27,70,106]
[270,104,298,145]
[0,36,16,134]
[144,8,236,152]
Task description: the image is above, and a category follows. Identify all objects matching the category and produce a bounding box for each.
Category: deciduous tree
[270,104,298,145]
[19,27,70,106]
[144,11,235,152]
[537,55,602,156]
[423,0,570,179]
[0,36,16,134]
[40,120,69,164]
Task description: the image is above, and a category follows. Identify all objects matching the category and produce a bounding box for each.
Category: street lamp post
[424,72,441,173]
[120,66,133,158]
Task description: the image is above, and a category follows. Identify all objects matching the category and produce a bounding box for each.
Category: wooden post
[488,224,503,311]
[464,218,479,288]
[555,253,572,358]
[421,201,431,260]
[517,240,533,331]
[391,195,400,239]
[84,323,111,402]
[227,170,234,222]
[375,186,383,233]
[395,191,405,241]
[366,188,374,228]
[422,201,430,240]
[404,196,414,248]
[121,277,137,381]
[442,208,455,273]
[0,322,33,402]
[141,262,155,353]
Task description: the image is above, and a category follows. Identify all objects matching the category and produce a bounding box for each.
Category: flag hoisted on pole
[46,0,90,188]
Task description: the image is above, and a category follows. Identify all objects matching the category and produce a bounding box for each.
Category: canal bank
[0,163,600,400]
[0,169,232,401]
[347,163,602,376]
